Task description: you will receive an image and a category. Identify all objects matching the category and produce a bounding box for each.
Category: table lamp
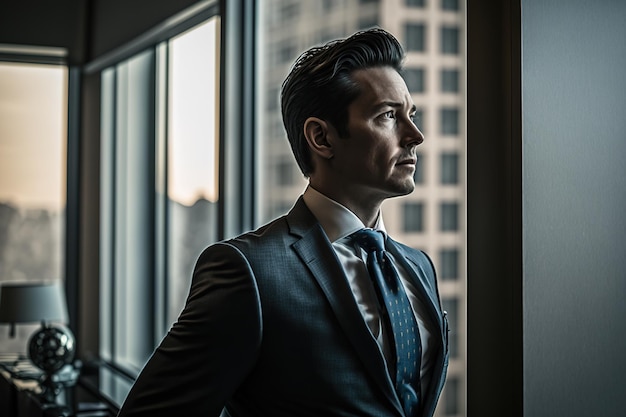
[0,281,76,402]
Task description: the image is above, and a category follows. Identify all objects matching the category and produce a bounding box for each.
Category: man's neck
[307,183,382,228]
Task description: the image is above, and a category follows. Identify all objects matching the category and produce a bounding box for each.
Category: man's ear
[304,117,334,160]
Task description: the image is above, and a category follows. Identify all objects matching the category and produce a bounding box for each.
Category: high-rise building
[257,1,466,415]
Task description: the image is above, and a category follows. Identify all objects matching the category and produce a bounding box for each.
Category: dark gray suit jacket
[117,197,449,417]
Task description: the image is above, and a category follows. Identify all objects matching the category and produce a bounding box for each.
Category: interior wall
[0,0,203,64]
[522,0,626,415]
[0,0,87,64]
[89,0,201,60]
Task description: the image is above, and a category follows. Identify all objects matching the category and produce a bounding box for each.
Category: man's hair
[280,28,405,176]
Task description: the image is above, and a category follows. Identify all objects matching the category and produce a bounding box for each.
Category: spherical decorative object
[28,325,76,374]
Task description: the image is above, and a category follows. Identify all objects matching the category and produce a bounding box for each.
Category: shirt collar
[302,185,386,243]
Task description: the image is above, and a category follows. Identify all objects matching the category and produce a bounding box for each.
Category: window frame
[83,0,224,381]
[466,1,523,415]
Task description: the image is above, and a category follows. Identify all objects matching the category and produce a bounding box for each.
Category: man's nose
[403,119,424,148]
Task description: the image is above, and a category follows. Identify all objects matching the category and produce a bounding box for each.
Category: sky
[168,17,219,205]
[0,62,67,210]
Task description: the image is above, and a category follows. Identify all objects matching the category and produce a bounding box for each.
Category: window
[0,61,67,353]
[441,107,460,135]
[443,376,460,414]
[100,17,221,374]
[441,26,460,54]
[439,248,459,279]
[442,0,459,11]
[166,19,221,326]
[266,87,280,111]
[414,152,425,184]
[280,3,300,20]
[276,159,297,186]
[100,50,156,371]
[440,202,459,231]
[406,0,425,7]
[321,0,337,12]
[276,41,298,64]
[441,69,459,92]
[441,152,459,184]
[359,16,380,30]
[404,68,425,93]
[403,202,425,232]
[405,24,426,52]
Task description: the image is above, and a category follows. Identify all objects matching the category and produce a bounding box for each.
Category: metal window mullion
[154,41,170,338]
[219,0,256,239]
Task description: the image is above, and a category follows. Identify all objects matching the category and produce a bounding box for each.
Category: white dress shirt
[302,186,436,398]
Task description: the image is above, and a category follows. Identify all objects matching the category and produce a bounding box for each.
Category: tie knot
[352,228,385,253]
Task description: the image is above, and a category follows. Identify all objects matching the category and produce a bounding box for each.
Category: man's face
[329,66,424,202]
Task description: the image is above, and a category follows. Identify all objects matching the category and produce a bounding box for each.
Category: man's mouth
[396,157,417,166]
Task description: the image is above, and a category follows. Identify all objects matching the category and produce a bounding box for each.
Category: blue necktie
[352,228,422,417]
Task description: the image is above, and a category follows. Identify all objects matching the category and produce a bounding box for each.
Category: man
[117,28,448,417]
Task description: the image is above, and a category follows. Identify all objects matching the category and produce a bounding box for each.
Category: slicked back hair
[280,28,405,177]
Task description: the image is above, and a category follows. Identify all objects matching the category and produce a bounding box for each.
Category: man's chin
[387,181,415,198]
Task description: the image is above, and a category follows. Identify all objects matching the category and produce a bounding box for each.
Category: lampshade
[0,281,69,325]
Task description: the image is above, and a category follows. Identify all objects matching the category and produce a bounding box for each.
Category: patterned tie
[352,228,422,417]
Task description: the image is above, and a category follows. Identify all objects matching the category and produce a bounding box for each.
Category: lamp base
[28,323,76,374]
[28,323,76,403]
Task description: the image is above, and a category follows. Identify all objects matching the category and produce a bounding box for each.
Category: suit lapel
[287,198,404,416]
[385,239,444,342]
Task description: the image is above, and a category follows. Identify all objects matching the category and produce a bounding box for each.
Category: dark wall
[89,0,200,60]
[522,0,626,415]
[0,0,202,64]
[0,0,87,64]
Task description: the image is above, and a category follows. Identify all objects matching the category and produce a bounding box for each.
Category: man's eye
[383,111,395,119]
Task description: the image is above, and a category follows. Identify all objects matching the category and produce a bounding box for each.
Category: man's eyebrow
[372,101,417,112]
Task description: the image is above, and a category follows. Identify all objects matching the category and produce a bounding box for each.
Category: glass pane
[404,67,426,93]
[441,26,460,54]
[441,107,460,135]
[440,202,459,231]
[440,248,459,280]
[405,23,426,52]
[403,202,425,233]
[166,17,221,327]
[0,62,67,353]
[442,0,460,11]
[257,1,466,416]
[441,69,460,92]
[100,68,115,362]
[441,152,459,184]
[110,50,156,372]
[406,0,425,7]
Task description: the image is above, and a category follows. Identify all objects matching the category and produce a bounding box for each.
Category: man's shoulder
[232,214,291,246]
[199,196,318,260]
[195,215,292,268]
[388,236,424,257]
[388,237,435,272]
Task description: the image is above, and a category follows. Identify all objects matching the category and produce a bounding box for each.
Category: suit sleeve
[117,242,263,417]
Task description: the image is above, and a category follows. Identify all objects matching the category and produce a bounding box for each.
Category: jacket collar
[286,197,404,416]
